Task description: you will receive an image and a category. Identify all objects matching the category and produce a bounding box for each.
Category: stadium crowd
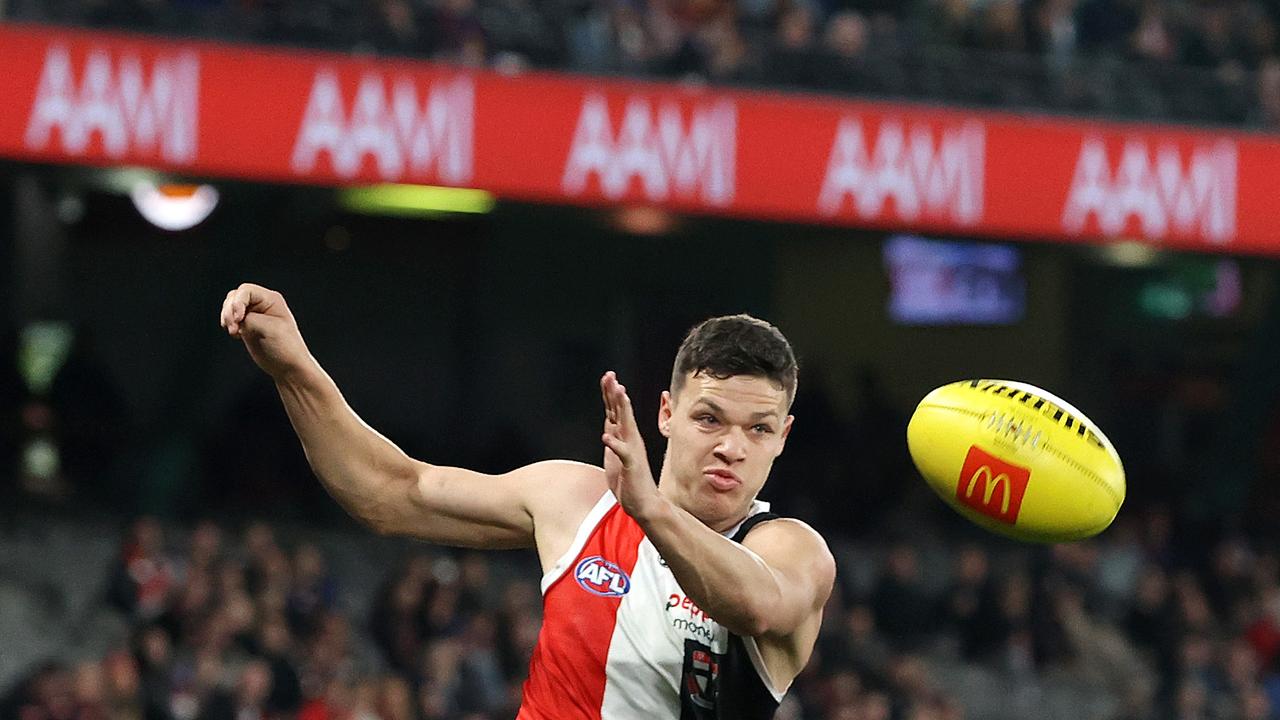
[2,501,1280,719]
[3,0,1280,127]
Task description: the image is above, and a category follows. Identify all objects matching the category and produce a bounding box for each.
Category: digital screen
[883,234,1025,325]
[1137,258,1242,321]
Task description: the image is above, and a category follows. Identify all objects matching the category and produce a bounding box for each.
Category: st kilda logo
[575,556,631,597]
[681,641,721,714]
[957,446,1030,525]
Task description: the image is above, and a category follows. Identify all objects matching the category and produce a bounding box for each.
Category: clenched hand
[219,283,311,380]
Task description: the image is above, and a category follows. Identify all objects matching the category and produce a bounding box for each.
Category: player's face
[658,372,793,532]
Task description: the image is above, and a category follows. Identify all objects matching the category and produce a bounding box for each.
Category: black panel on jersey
[677,511,784,720]
[731,512,780,543]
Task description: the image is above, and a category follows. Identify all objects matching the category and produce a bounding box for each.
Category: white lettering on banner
[562,94,736,206]
[291,71,474,183]
[1061,137,1237,244]
[818,118,985,224]
[25,45,199,163]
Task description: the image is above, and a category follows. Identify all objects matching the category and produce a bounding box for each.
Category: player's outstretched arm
[219,283,594,548]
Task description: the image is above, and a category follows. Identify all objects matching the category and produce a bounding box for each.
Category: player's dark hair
[671,315,798,407]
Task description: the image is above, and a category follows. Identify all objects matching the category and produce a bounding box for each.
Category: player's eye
[696,414,718,425]
[752,424,774,434]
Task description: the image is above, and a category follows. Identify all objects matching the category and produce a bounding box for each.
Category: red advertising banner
[1,22,1277,254]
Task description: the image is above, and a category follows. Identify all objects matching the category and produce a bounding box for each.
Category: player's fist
[219,283,310,380]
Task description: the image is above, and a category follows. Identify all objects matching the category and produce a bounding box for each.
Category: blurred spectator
[428,0,487,67]
[839,602,892,678]
[131,627,174,720]
[1076,0,1140,54]
[1255,56,1280,127]
[1181,3,1244,72]
[567,0,658,73]
[99,651,156,720]
[453,614,506,715]
[364,0,425,56]
[972,0,1026,53]
[939,544,1003,661]
[70,662,105,720]
[109,518,178,622]
[186,522,223,577]
[370,557,430,676]
[1025,0,1078,60]
[250,617,302,716]
[417,640,464,720]
[196,660,271,720]
[493,580,541,683]
[372,677,412,720]
[1128,1,1176,63]
[7,663,78,720]
[1127,564,1180,693]
[872,544,934,651]
[287,544,337,641]
[769,1,823,86]
[825,10,869,59]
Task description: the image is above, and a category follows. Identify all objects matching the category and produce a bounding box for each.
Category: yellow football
[907,379,1125,543]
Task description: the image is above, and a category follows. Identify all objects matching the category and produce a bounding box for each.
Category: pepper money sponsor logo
[574,555,631,597]
[667,594,716,641]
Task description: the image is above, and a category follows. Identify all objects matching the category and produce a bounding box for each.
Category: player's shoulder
[511,459,608,506]
[511,458,606,484]
[742,516,829,549]
[514,461,610,554]
[742,517,835,573]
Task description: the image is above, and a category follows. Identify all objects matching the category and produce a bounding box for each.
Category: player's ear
[774,415,795,457]
[659,391,673,438]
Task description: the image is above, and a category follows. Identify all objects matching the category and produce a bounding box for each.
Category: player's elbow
[364,512,401,537]
[359,470,424,537]
[358,498,407,537]
[732,594,791,638]
[738,613,774,638]
[747,552,836,638]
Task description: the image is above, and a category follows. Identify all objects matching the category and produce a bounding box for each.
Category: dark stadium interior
[5,1,1280,719]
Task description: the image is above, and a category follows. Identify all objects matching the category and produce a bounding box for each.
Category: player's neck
[655,473,750,534]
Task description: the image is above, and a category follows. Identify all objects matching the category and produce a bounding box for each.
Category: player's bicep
[380,460,574,548]
[745,521,836,636]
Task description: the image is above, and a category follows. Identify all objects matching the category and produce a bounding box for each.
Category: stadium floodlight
[130,180,219,231]
[338,184,496,217]
[1099,239,1161,268]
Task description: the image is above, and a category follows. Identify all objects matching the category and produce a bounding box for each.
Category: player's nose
[714,428,748,464]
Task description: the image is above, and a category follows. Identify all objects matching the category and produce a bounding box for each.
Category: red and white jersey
[518,490,787,720]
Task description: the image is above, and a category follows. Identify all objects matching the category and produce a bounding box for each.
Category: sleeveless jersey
[517,491,786,720]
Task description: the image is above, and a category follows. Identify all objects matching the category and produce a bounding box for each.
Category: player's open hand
[219,283,310,380]
[601,371,661,519]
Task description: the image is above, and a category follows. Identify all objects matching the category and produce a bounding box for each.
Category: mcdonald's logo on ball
[956,446,1030,524]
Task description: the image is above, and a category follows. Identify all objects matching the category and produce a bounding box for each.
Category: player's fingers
[220,289,238,327]
[613,382,635,432]
[232,283,284,319]
[600,372,612,420]
[224,283,283,337]
[602,372,620,423]
[602,433,631,468]
[220,298,243,336]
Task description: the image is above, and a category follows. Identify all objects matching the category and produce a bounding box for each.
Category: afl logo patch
[575,556,631,597]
